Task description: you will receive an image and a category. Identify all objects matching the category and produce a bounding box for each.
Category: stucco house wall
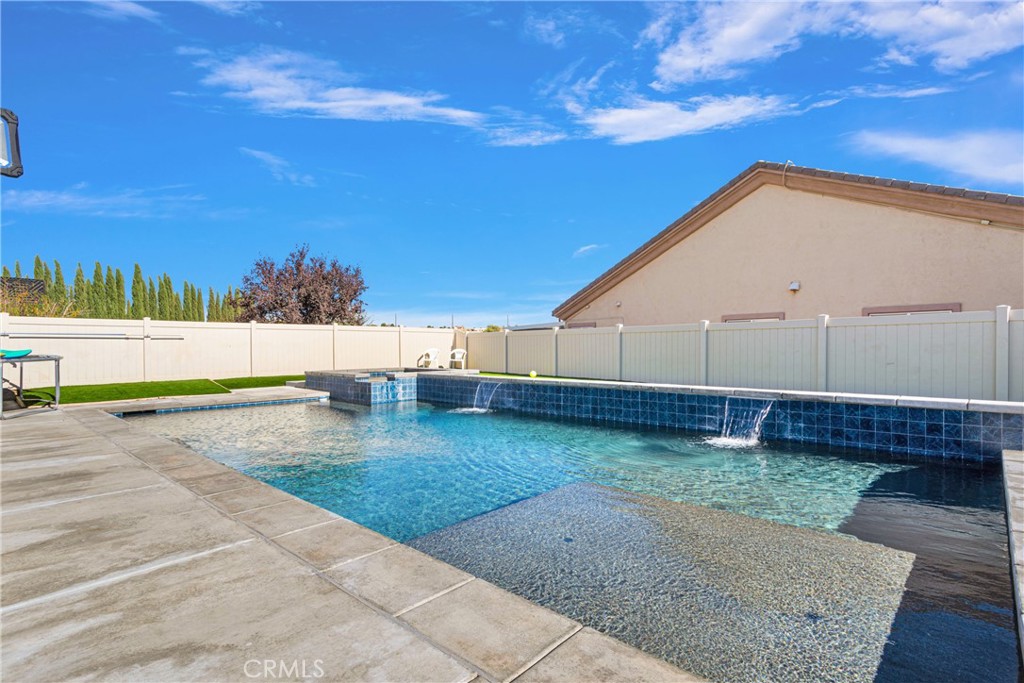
[560,176,1023,327]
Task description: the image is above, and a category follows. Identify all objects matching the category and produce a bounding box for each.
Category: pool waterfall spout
[473,382,503,411]
[705,399,774,448]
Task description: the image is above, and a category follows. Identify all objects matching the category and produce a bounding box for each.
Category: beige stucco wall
[566,185,1024,326]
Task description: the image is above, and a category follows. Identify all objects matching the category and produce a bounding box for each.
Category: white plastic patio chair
[417,348,442,368]
[449,348,467,369]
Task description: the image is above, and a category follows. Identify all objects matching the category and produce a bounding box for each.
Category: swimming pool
[130,401,1020,682]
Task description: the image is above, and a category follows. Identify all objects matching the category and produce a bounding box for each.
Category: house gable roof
[552,161,1024,321]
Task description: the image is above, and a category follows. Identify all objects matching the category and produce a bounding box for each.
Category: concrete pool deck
[0,388,699,682]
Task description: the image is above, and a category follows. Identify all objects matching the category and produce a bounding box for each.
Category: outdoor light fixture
[789,281,801,292]
[0,109,23,178]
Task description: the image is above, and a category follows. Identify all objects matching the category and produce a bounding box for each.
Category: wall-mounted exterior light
[1,109,24,178]
[788,281,801,292]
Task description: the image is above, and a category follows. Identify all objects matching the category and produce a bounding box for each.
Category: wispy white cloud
[2,184,205,219]
[538,59,616,116]
[583,94,794,144]
[646,2,1024,88]
[854,129,1024,187]
[487,127,568,147]
[484,109,567,147]
[838,84,954,99]
[182,46,484,127]
[649,3,843,88]
[524,14,568,48]
[523,9,620,49]
[573,243,607,258]
[84,1,161,23]
[858,2,1024,72]
[193,1,262,17]
[239,147,316,186]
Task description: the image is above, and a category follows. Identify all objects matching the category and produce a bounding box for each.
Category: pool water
[130,401,1020,682]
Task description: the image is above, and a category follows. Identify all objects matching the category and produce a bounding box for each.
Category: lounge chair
[449,348,467,369]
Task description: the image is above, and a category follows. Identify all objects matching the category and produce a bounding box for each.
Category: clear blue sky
[2,1,1022,327]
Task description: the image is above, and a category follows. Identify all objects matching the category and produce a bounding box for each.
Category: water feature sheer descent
[705,398,775,448]
[451,382,504,414]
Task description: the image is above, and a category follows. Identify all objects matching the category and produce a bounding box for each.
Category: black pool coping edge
[1002,449,1024,664]
[420,371,1023,414]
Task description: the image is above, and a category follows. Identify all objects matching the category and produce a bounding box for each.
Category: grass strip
[28,379,230,404]
[214,375,305,390]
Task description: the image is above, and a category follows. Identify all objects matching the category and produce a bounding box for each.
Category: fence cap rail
[1,332,128,339]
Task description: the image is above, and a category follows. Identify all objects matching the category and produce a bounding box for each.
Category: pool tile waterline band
[304,372,1023,463]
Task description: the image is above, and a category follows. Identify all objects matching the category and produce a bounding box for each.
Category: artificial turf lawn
[214,375,305,390]
[27,375,304,404]
[29,379,229,404]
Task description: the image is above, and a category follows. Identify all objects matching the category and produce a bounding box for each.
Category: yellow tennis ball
[529,370,537,378]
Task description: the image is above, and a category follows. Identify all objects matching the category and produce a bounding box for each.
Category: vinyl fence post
[142,316,151,382]
[249,320,257,377]
[332,323,339,370]
[616,324,624,381]
[698,320,709,386]
[995,305,1010,401]
[816,314,829,392]
[552,327,559,377]
[398,325,404,368]
[503,328,509,374]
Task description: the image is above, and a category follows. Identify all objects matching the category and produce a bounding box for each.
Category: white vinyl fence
[0,313,459,387]
[467,307,1024,402]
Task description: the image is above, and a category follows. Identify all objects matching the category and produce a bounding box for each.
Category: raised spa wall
[306,370,418,405]
[413,372,1023,463]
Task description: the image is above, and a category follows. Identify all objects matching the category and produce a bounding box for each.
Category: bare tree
[235,245,367,324]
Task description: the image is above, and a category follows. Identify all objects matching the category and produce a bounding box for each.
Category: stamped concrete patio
[0,388,700,682]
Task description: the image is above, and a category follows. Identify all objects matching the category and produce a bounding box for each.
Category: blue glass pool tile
[1004,414,1023,430]
[942,423,963,439]
[981,425,1002,443]
[981,412,1003,428]
[1003,428,1023,450]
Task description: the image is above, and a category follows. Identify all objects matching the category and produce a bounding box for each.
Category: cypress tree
[14,261,21,278]
[185,282,196,321]
[42,262,52,291]
[194,285,205,321]
[157,275,169,320]
[225,286,237,322]
[147,278,158,319]
[182,282,191,320]
[115,268,126,318]
[130,265,145,318]
[33,256,44,280]
[104,266,117,318]
[90,262,104,317]
[52,261,67,306]
[208,288,217,322]
[173,280,184,320]
[73,264,89,315]
[2,265,10,278]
